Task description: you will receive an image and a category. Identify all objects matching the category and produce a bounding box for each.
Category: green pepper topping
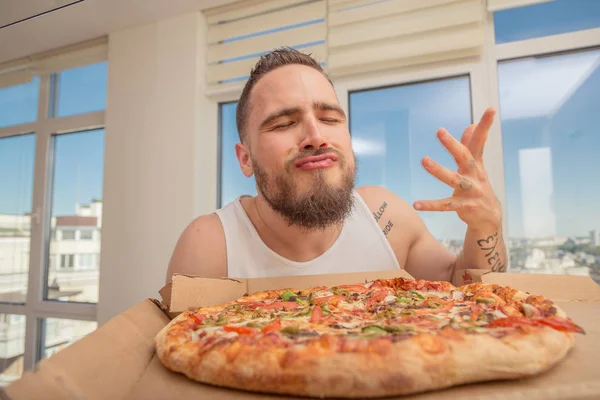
[321,303,331,315]
[361,325,388,334]
[281,324,300,334]
[296,298,308,306]
[246,322,264,329]
[281,289,297,302]
[308,292,316,305]
[410,290,425,299]
[397,298,411,304]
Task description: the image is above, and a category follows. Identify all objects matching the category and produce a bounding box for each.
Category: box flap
[482,273,600,302]
[168,275,248,314]
[246,269,413,293]
[452,270,600,302]
[164,270,414,317]
[127,301,600,400]
[4,299,168,400]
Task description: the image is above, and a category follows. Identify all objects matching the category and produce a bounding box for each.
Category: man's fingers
[437,128,472,169]
[422,157,478,192]
[470,108,496,161]
[422,157,459,188]
[460,124,476,147]
[414,198,465,212]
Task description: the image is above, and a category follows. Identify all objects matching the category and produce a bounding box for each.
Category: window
[0,52,105,380]
[60,229,75,240]
[60,254,74,269]
[0,79,39,129]
[494,0,600,44]
[0,134,35,302]
[498,48,600,284]
[219,102,257,207]
[348,76,472,251]
[56,62,108,118]
[48,129,104,303]
[77,254,97,270]
[41,318,97,359]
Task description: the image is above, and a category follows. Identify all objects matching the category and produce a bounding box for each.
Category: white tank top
[215,191,401,278]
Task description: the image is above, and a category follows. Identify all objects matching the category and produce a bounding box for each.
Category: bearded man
[166,48,506,283]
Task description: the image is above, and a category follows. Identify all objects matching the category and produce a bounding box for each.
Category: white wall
[98,12,217,324]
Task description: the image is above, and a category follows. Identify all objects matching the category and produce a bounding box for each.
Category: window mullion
[23,73,53,371]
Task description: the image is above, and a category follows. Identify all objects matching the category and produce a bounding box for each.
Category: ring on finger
[458,177,473,191]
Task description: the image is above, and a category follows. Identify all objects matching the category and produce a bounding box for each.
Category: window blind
[205,0,327,94]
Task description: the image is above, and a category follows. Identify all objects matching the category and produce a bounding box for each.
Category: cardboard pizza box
[3,269,600,400]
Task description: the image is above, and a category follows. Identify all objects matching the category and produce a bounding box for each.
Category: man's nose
[300,118,328,151]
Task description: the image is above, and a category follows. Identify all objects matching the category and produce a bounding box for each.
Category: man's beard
[252,148,357,231]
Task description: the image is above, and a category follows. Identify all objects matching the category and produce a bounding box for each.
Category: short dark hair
[235,47,333,143]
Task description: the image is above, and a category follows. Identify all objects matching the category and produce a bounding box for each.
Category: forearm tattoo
[477,232,506,272]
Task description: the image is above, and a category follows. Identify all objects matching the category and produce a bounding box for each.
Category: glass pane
[0,314,26,386]
[42,318,97,360]
[349,76,472,249]
[0,134,35,303]
[498,48,600,284]
[47,129,104,303]
[494,0,600,44]
[0,78,39,128]
[219,102,257,206]
[56,62,107,118]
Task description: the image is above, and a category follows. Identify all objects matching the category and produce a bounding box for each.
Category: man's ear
[235,142,254,177]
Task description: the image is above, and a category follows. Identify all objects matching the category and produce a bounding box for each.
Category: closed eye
[321,118,341,124]
[273,121,295,131]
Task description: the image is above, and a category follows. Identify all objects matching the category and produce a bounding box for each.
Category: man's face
[238,64,357,230]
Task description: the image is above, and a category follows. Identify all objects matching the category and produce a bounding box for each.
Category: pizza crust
[156,324,575,398]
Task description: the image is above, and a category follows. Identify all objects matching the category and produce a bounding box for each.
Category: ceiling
[0,0,236,64]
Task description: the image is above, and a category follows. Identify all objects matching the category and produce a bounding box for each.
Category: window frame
[0,53,104,371]
[333,39,509,263]
[212,6,600,274]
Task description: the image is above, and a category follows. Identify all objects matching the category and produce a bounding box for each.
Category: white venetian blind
[487,0,554,12]
[0,38,107,89]
[327,0,485,77]
[204,0,327,93]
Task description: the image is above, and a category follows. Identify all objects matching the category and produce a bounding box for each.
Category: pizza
[155,277,584,398]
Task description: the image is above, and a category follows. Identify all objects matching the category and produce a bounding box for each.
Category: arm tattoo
[477,232,506,272]
[372,201,387,222]
[372,201,393,236]
[383,221,393,236]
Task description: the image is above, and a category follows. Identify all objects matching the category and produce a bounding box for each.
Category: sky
[0,62,106,217]
[1,0,600,239]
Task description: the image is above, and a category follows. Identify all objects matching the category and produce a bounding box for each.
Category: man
[166,48,506,283]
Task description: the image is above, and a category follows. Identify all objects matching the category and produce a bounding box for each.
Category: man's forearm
[455,226,507,272]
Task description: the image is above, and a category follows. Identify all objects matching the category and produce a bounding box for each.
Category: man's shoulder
[187,213,223,235]
[355,186,414,215]
[166,213,226,282]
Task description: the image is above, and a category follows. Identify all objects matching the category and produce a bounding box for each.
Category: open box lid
[138,270,600,400]
[160,269,414,317]
[3,269,600,400]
